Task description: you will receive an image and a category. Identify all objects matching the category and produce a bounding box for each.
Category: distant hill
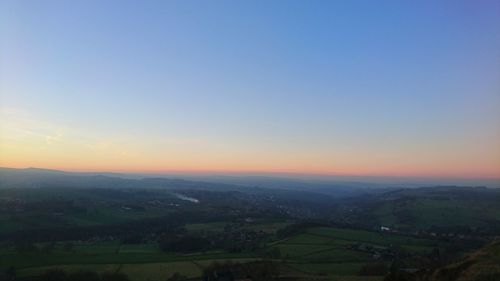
[0,167,352,204]
[0,167,253,190]
[187,174,394,198]
[0,167,384,199]
[0,167,142,189]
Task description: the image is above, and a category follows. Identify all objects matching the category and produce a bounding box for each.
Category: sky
[1,0,499,179]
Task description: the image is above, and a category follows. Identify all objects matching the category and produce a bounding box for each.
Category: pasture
[2,225,448,280]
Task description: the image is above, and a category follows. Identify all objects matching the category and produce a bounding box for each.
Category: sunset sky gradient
[1,0,499,179]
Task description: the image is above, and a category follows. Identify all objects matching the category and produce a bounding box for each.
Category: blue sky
[1,0,499,178]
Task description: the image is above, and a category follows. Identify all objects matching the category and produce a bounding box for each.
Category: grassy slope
[430,240,500,281]
[364,187,500,229]
[272,227,446,277]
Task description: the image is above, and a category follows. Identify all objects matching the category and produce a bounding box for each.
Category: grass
[277,244,333,258]
[268,226,449,278]
[118,243,161,254]
[72,241,121,254]
[242,221,292,234]
[17,259,263,281]
[185,222,227,233]
[119,262,202,281]
[0,246,255,269]
[283,233,342,245]
[3,225,448,280]
[301,248,370,263]
[406,199,486,227]
[17,264,120,277]
[371,197,500,229]
[372,203,398,226]
[185,221,291,235]
[287,262,366,276]
[192,258,261,268]
[306,227,439,249]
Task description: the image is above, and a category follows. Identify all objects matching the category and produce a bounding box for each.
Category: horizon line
[2,165,500,181]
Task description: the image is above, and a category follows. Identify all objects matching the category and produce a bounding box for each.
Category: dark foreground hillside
[429,240,500,281]
[382,240,500,281]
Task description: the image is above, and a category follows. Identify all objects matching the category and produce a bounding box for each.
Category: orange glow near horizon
[2,1,500,182]
[1,162,500,180]
[1,109,499,180]
[2,145,499,180]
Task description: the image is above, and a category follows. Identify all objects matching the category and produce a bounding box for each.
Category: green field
[270,226,449,277]
[185,222,227,233]
[364,194,500,230]
[185,220,291,235]
[1,226,449,280]
[306,227,440,248]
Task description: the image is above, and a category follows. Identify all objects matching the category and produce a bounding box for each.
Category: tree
[158,234,210,253]
[359,262,387,276]
[1,266,16,281]
[101,272,131,281]
[14,239,37,253]
[63,242,74,252]
[41,242,56,254]
[67,271,100,281]
[39,269,67,281]
[166,272,187,281]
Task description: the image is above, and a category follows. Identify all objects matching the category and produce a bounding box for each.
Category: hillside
[332,186,500,233]
[430,240,500,281]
